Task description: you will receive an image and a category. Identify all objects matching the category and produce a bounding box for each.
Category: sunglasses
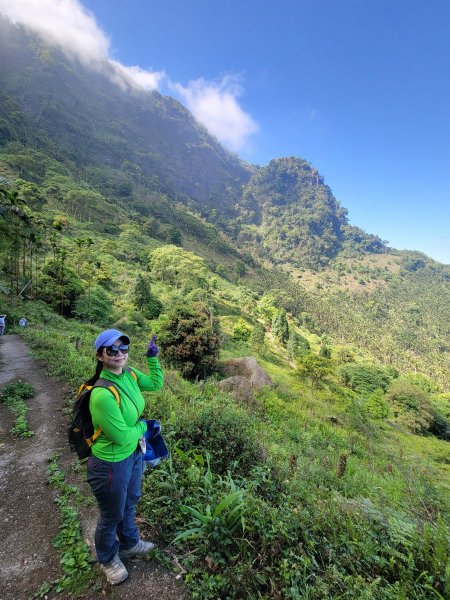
[104,344,130,357]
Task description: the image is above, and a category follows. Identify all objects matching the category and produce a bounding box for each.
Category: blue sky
[1,1,449,263]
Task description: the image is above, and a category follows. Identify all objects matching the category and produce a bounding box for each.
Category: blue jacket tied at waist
[143,419,169,467]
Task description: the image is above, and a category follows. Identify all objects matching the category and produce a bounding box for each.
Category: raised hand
[145,335,159,357]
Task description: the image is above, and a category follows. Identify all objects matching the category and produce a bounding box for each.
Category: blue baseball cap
[94,329,130,351]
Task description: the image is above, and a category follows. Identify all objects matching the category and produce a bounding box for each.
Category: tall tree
[251,322,266,348]
[133,274,163,319]
[271,309,290,345]
[150,245,209,290]
[296,355,333,386]
[287,330,310,360]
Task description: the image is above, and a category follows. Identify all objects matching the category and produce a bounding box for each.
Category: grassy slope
[0,124,449,599]
[2,205,449,597]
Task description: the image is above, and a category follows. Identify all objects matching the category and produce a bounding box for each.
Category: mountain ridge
[1,15,449,389]
[0,15,394,268]
[0,16,253,211]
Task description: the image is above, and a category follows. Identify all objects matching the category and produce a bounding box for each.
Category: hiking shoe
[119,539,156,559]
[100,555,128,585]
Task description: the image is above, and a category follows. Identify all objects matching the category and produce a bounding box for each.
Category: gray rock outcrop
[216,357,272,404]
[220,357,273,387]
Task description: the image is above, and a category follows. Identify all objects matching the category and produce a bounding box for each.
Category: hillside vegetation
[0,16,449,600]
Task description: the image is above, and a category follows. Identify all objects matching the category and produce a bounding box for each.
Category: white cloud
[0,0,259,151]
[172,77,259,153]
[109,60,165,92]
[0,0,163,90]
[0,0,110,67]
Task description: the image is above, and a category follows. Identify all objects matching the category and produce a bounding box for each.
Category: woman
[86,328,163,585]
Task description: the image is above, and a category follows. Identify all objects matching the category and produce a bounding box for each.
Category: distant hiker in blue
[19,318,27,328]
[0,315,6,336]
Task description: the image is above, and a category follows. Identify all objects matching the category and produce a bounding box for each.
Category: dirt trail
[0,335,187,600]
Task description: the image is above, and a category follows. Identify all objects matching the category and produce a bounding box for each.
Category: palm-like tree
[1,186,47,296]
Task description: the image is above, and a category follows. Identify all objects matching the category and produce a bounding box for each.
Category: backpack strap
[94,378,121,403]
[77,383,88,398]
[123,366,138,382]
[86,379,121,447]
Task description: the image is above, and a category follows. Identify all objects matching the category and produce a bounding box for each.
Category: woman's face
[98,337,129,373]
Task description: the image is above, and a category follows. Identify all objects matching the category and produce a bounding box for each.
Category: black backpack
[68,367,137,459]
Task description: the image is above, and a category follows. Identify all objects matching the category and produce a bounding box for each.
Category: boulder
[217,376,254,404]
[220,357,272,387]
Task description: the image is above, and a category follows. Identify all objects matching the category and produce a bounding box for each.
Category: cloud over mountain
[173,77,260,153]
[0,0,163,90]
[0,0,259,152]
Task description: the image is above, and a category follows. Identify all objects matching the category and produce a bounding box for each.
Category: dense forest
[0,15,449,600]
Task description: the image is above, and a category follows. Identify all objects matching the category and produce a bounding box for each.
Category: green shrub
[340,363,395,395]
[318,345,331,359]
[1,380,34,401]
[0,380,35,437]
[364,388,390,419]
[333,346,357,364]
[401,373,440,394]
[257,293,277,324]
[296,354,333,385]
[158,301,221,380]
[387,381,435,434]
[175,400,265,475]
[429,396,450,440]
[250,322,266,347]
[232,319,252,342]
[74,286,113,325]
[301,311,321,334]
[428,412,450,440]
